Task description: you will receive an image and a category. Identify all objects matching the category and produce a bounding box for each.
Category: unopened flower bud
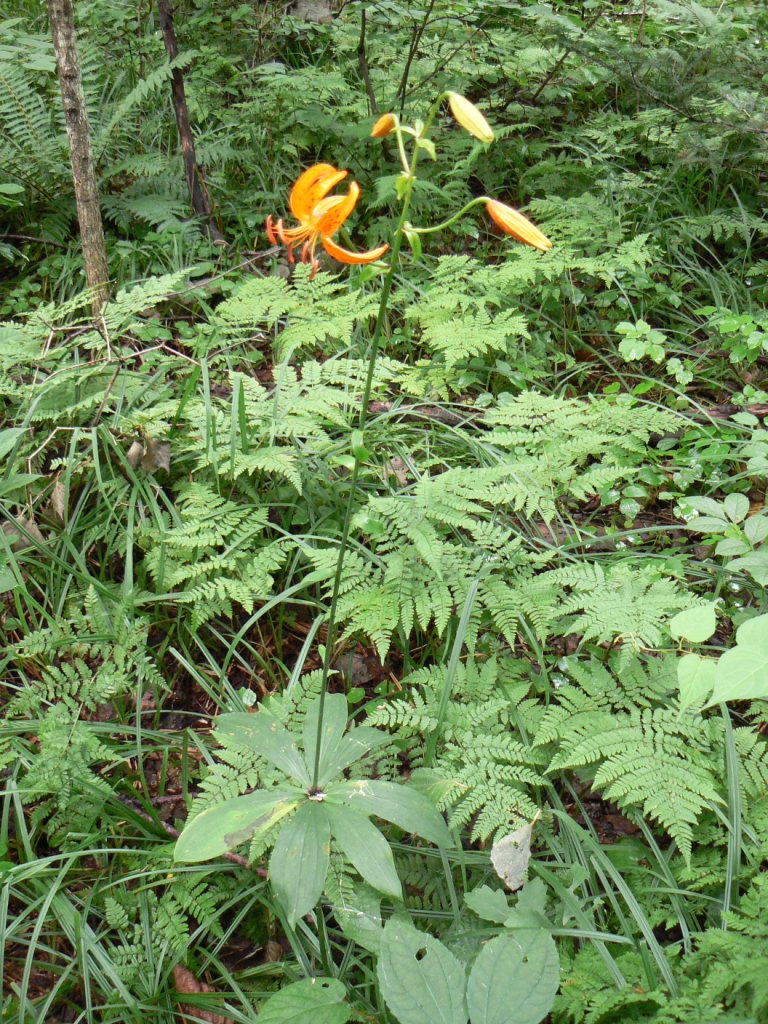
[485,199,552,251]
[371,113,396,138]
[446,92,494,144]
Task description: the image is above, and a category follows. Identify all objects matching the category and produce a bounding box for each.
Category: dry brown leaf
[172,964,234,1024]
[382,456,410,487]
[293,0,332,24]
[2,516,45,551]
[50,479,66,522]
[263,940,283,963]
[126,440,145,468]
[142,438,170,473]
[126,438,170,474]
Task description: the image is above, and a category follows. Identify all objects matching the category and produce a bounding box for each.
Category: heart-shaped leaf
[258,978,351,1024]
[707,643,768,706]
[467,931,559,1024]
[668,603,717,644]
[677,653,716,712]
[377,918,466,1024]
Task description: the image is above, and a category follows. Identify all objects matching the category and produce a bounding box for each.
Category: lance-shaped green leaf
[329,779,452,847]
[217,709,310,785]
[466,930,559,1024]
[318,725,390,784]
[327,803,402,899]
[302,693,349,786]
[174,789,300,863]
[377,917,467,1024]
[270,801,330,927]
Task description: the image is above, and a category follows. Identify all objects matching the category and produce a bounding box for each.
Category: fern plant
[368,658,548,841]
[141,483,288,631]
[535,654,768,862]
[215,264,379,360]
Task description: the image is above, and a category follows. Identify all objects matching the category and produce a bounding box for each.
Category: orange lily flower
[266,163,388,278]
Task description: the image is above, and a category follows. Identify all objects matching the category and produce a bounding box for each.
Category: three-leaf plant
[174,693,452,926]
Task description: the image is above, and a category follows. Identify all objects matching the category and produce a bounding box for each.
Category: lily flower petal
[269,163,386,276]
[290,163,348,222]
[322,235,389,265]
[486,199,552,251]
[314,182,360,237]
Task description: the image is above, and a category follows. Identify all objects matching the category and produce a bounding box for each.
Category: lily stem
[310,119,432,789]
[409,196,489,235]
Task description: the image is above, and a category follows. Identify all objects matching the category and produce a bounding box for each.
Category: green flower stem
[394,121,410,174]
[409,196,489,235]
[310,132,426,790]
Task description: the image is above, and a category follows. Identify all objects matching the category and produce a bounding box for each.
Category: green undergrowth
[2,1,768,1022]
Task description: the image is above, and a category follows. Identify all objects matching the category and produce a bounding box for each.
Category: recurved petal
[290,163,348,222]
[486,199,552,251]
[314,181,360,237]
[321,235,389,265]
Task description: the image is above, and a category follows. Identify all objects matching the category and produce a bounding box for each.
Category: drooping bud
[485,199,552,251]
[371,113,396,138]
[446,92,494,144]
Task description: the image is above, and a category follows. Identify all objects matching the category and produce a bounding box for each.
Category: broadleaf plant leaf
[377,917,467,1024]
[464,885,511,924]
[677,653,716,712]
[327,803,402,899]
[257,977,351,1024]
[466,931,559,1024]
[270,801,330,927]
[734,612,768,646]
[330,779,452,847]
[668,602,718,644]
[316,726,389,785]
[333,882,383,954]
[724,492,750,523]
[302,693,349,786]
[217,709,310,785]
[707,644,768,706]
[174,789,299,863]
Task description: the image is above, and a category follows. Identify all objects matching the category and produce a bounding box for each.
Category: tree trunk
[157,0,224,243]
[47,0,110,315]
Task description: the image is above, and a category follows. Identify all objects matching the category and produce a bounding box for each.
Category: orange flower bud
[446,92,494,144]
[371,113,396,138]
[486,199,552,252]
